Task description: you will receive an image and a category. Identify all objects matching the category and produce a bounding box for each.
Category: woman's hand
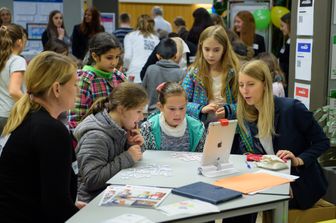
[215,106,225,119]
[276,149,303,167]
[57,27,65,39]
[201,103,218,114]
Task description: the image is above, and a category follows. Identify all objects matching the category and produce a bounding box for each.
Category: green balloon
[253,9,271,30]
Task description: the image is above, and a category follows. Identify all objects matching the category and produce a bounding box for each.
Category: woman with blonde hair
[123,14,160,83]
[0,51,84,222]
[234,60,329,210]
[182,25,240,124]
[233,11,265,57]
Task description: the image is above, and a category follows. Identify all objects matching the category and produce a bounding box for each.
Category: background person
[0,7,11,26]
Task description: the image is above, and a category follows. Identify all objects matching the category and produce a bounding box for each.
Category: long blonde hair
[237,60,275,138]
[2,51,77,136]
[193,25,240,101]
[136,14,155,37]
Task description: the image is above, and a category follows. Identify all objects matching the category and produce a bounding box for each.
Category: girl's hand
[127,145,142,162]
[276,149,301,167]
[215,106,225,119]
[75,201,87,209]
[127,129,144,146]
[201,103,218,114]
[57,27,65,39]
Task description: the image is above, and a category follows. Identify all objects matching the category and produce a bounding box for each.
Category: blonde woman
[0,52,84,222]
[123,14,160,83]
[234,60,329,210]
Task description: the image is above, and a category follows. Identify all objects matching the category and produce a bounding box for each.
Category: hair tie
[156,82,166,93]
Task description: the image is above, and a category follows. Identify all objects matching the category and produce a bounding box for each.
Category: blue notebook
[172,181,242,204]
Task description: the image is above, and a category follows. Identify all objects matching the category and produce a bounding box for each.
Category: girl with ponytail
[0,51,84,222]
[0,23,27,133]
[74,82,148,202]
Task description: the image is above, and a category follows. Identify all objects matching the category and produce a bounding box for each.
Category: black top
[278,39,290,86]
[113,27,133,46]
[71,24,105,60]
[253,34,266,57]
[0,108,78,223]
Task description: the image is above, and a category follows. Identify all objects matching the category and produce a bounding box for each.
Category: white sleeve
[123,33,133,69]
[10,56,27,73]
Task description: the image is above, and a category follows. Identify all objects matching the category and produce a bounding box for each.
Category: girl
[257,52,286,97]
[68,32,126,130]
[123,14,160,83]
[74,82,148,202]
[71,7,105,60]
[234,60,328,210]
[0,24,27,133]
[141,82,205,152]
[0,51,84,222]
[42,10,71,49]
[0,7,11,26]
[233,11,266,57]
[278,12,291,94]
[187,7,213,46]
[182,25,240,124]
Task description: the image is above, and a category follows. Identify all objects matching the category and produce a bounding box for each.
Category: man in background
[113,13,133,46]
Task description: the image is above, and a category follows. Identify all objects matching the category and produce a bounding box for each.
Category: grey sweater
[143,59,185,113]
[74,109,135,202]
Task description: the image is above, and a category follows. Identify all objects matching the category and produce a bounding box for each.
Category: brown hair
[80,7,103,36]
[46,10,67,39]
[0,24,25,72]
[157,82,187,105]
[193,25,240,101]
[234,11,256,47]
[136,14,155,37]
[84,82,148,119]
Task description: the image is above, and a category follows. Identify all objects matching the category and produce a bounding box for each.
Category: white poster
[101,12,115,34]
[295,38,313,81]
[294,82,311,109]
[334,0,336,24]
[297,0,314,36]
[332,35,336,79]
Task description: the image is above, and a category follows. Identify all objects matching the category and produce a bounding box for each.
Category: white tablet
[201,119,238,166]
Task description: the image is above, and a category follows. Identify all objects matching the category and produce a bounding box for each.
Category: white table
[67,151,290,223]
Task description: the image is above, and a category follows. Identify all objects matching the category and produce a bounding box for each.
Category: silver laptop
[201,119,238,166]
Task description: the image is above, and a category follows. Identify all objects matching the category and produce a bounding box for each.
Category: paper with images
[99,185,171,208]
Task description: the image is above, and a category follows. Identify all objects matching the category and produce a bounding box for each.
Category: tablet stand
[198,159,239,177]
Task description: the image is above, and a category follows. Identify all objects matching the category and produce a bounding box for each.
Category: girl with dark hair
[278,12,291,95]
[75,82,148,202]
[68,32,126,130]
[233,10,266,57]
[187,7,213,46]
[71,7,105,60]
[42,10,70,49]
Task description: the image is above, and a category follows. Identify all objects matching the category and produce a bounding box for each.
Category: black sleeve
[140,44,159,81]
[41,30,48,49]
[71,25,82,59]
[36,121,78,222]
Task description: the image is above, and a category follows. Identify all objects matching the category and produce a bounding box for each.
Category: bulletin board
[13,0,63,51]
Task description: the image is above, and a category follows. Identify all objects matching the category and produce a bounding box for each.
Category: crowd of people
[0,4,329,223]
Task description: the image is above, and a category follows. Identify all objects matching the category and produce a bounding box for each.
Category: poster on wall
[101,12,115,34]
[332,35,336,79]
[334,0,336,24]
[294,82,311,109]
[297,0,314,36]
[295,38,313,81]
[13,0,63,52]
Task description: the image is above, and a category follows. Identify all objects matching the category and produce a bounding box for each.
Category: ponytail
[2,94,40,136]
[0,24,25,72]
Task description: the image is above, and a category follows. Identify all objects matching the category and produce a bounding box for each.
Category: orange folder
[213,173,292,194]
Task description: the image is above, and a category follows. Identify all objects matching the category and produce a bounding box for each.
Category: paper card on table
[101,213,154,223]
[213,173,292,194]
[157,199,219,216]
[99,185,171,208]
